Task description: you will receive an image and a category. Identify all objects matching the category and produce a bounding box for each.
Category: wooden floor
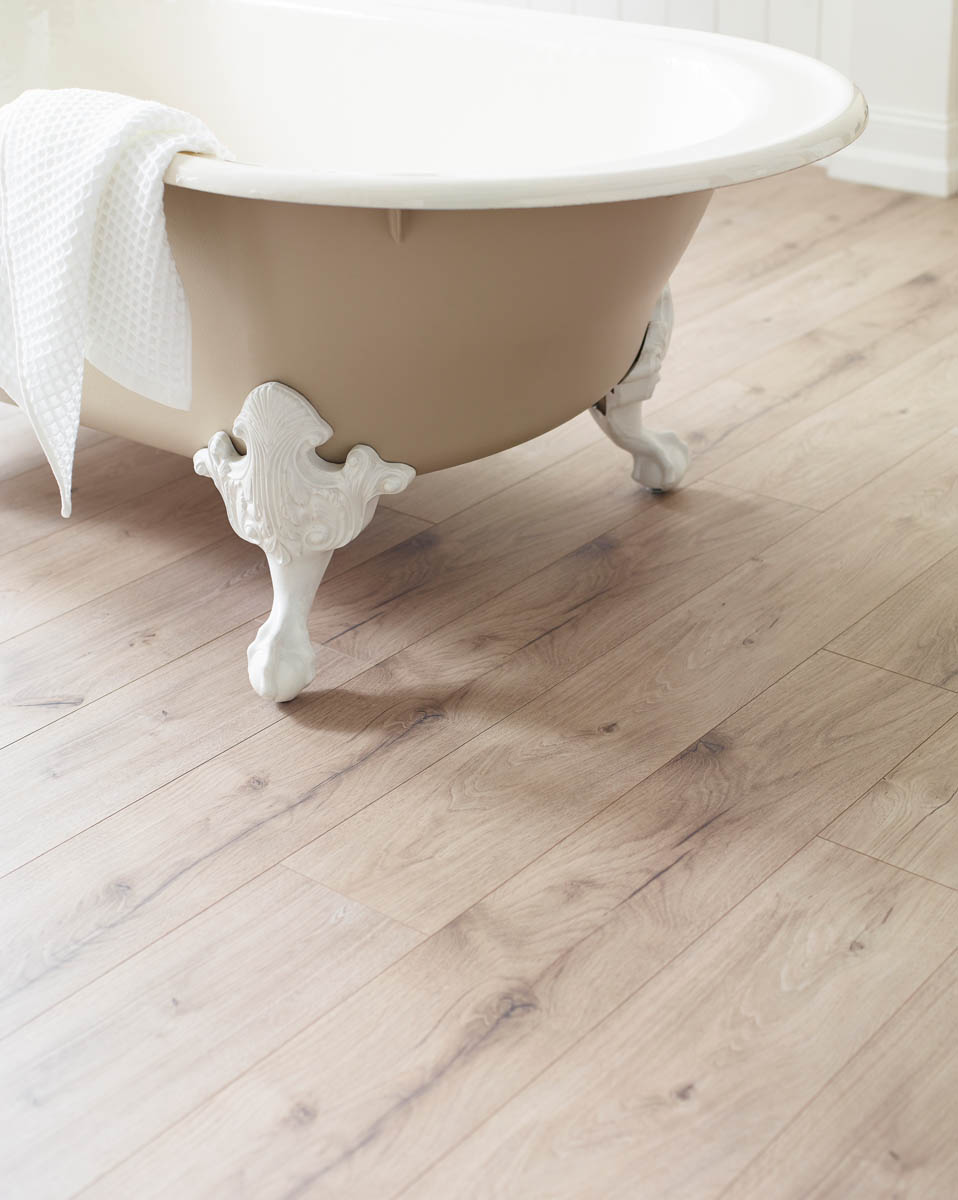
[3,166,958,1199]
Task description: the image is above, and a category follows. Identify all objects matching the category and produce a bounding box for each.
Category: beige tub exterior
[76,186,711,472]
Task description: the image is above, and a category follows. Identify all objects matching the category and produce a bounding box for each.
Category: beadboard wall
[475,0,838,62]
[473,0,958,196]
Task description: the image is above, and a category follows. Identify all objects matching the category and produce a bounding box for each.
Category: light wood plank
[301,435,669,665]
[669,174,927,328]
[0,505,427,748]
[286,434,958,933]
[651,263,958,496]
[824,711,958,891]
[662,202,958,402]
[830,549,958,691]
[0,481,805,1035]
[727,264,958,405]
[409,840,958,1200]
[0,624,365,875]
[0,472,227,641]
[0,865,420,1199]
[653,263,958,471]
[0,437,191,557]
[723,948,958,1200]
[708,331,958,509]
[88,784,958,1200]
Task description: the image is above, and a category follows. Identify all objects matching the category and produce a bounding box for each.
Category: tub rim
[161,1,867,210]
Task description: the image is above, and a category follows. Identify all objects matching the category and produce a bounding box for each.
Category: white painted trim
[827,104,958,197]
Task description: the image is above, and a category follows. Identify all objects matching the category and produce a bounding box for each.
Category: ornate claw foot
[590,284,690,492]
[194,382,415,701]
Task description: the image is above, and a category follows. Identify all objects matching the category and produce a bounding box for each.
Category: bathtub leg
[590,285,689,492]
[194,381,415,702]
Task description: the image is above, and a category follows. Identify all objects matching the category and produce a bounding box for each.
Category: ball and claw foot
[627,428,690,492]
[248,629,317,704]
[244,551,331,702]
[195,382,415,701]
[590,283,690,493]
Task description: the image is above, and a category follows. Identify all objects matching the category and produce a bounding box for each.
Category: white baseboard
[826,104,958,196]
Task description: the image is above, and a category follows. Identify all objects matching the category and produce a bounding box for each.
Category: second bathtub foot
[194,381,415,701]
[591,284,690,492]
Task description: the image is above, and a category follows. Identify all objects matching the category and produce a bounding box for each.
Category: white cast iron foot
[590,284,690,492]
[194,381,415,701]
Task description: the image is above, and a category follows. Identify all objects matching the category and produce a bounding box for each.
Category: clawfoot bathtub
[1,0,865,700]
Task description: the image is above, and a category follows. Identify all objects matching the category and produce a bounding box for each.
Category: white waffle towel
[0,88,230,516]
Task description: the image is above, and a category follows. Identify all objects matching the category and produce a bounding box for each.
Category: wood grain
[648,264,958,488]
[0,473,227,641]
[661,197,958,401]
[723,947,958,1200]
[89,778,958,1200]
[301,434,675,665]
[709,327,958,509]
[0,505,426,748]
[0,623,365,876]
[669,171,928,325]
[0,480,803,1034]
[0,865,420,1199]
[824,711,958,891]
[0,437,190,556]
[288,434,958,933]
[830,549,958,691]
[408,840,958,1200]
